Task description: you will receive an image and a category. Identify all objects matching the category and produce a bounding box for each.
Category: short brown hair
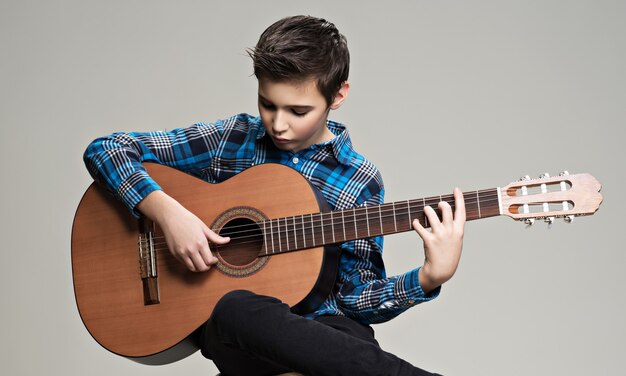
[248,15,350,105]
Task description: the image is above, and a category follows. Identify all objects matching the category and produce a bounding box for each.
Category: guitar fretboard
[259,188,501,255]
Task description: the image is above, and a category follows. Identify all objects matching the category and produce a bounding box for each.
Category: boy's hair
[248,15,350,106]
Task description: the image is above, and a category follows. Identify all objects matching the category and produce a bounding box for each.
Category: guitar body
[71,163,339,364]
[72,163,602,365]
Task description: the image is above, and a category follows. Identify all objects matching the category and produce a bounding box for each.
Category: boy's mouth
[272,136,291,144]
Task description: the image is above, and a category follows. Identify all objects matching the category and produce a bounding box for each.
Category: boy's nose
[272,111,289,134]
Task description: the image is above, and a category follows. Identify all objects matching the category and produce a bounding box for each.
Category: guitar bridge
[139,217,160,305]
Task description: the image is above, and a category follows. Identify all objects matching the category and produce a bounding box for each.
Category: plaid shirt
[84,113,438,324]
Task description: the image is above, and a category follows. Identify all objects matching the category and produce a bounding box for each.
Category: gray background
[1,0,624,375]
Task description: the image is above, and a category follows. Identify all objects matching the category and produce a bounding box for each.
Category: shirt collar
[323,120,354,166]
[254,116,355,166]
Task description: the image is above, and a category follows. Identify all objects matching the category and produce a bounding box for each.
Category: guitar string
[140,192,506,249]
[141,192,503,245]
[141,179,562,240]
[138,192,508,252]
[145,189,503,241]
[135,183,576,264]
[138,179,573,252]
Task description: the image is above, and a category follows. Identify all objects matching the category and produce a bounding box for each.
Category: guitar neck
[259,188,501,255]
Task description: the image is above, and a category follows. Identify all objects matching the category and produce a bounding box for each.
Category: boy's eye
[259,101,276,110]
[291,109,309,117]
[259,99,309,117]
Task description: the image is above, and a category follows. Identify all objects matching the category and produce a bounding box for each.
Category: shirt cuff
[116,169,162,218]
[396,266,441,308]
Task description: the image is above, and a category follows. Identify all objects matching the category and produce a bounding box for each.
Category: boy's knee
[212,290,255,324]
[211,290,287,329]
[199,290,257,352]
[216,289,255,309]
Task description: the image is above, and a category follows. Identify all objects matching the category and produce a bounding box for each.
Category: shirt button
[408,300,415,305]
[292,157,299,164]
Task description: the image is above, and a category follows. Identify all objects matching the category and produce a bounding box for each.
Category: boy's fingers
[190,251,211,272]
[204,225,231,244]
[183,256,197,272]
[423,205,443,231]
[195,226,228,266]
[199,244,217,266]
[412,218,430,239]
[439,200,453,224]
[453,187,467,223]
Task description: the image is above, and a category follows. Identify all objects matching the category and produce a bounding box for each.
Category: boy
[84,15,465,376]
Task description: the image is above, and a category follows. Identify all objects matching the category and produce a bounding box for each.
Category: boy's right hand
[136,190,230,272]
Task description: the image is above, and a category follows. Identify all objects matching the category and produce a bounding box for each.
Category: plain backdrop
[1,1,624,375]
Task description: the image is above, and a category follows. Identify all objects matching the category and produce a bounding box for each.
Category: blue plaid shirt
[84,113,439,324]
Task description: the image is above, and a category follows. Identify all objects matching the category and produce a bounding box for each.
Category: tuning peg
[524,218,535,226]
[559,171,570,176]
[545,216,555,225]
[519,175,531,181]
[540,173,550,179]
[564,215,574,223]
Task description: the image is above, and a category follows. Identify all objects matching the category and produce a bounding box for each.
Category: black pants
[197,290,441,376]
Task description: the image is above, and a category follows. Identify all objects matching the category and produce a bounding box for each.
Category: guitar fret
[281,218,286,252]
[292,216,297,250]
[311,213,316,246]
[404,200,410,229]
[320,213,325,244]
[397,200,408,230]
[331,212,335,243]
[263,221,268,255]
[277,219,282,253]
[282,218,287,252]
[476,191,481,218]
[378,205,383,236]
[353,207,358,238]
[365,206,371,236]
[341,210,346,242]
[392,202,398,232]
[302,215,306,248]
[284,217,289,251]
[270,219,275,254]
[422,198,428,227]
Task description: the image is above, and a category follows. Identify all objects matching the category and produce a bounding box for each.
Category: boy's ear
[330,81,350,110]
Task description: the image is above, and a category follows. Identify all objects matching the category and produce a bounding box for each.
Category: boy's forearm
[136,190,179,224]
[418,266,445,295]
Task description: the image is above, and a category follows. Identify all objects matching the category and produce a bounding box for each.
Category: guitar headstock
[500,171,603,225]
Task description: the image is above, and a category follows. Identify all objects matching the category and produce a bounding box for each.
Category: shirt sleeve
[335,186,441,325]
[83,120,226,217]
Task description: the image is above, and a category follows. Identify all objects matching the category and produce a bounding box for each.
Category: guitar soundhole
[211,207,270,278]
[217,218,263,266]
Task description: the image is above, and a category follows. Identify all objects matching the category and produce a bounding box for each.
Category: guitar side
[71,163,335,364]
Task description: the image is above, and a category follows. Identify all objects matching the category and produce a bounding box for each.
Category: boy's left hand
[413,187,466,294]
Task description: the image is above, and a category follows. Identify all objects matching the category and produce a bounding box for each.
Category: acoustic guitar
[71,163,602,364]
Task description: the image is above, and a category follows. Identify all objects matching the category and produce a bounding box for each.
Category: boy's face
[258,78,348,153]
